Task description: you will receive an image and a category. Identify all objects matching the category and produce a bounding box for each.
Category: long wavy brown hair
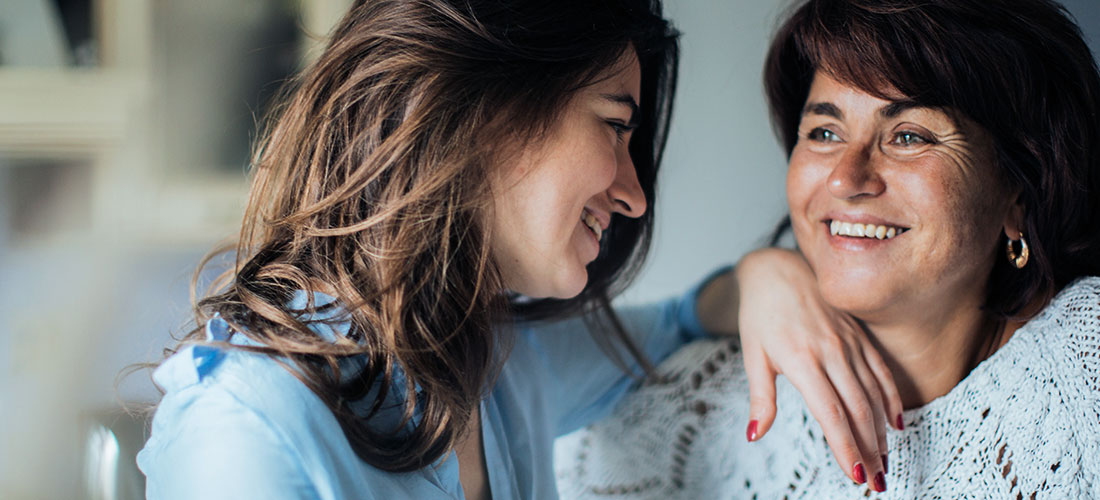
[171,0,678,472]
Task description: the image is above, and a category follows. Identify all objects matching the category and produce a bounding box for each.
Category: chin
[550,270,589,299]
[817,276,895,319]
[514,267,589,300]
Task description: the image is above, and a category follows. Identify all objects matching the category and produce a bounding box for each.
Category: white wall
[624,0,792,303]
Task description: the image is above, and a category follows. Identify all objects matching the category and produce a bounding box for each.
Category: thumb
[744,344,779,442]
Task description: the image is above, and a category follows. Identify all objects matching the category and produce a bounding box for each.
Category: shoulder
[1032,276,1100,351]
[146,342,334,436]
[1029,277,1100,423]
[142,310,364,462]
[1043,276,1100,318]
[554,337,747,499]
[139,345,367,499]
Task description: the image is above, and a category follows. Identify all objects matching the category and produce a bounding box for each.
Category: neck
[861,296,1014,409]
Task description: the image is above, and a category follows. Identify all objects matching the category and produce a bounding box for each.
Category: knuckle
[866,352,889,371]
[821,401,848,425]
[849,401,874,423]
[821,335,846,353]
[865,390,884,410]
[784,342,813,360]
[834,442,862,463]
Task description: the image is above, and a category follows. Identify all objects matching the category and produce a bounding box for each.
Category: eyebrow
[803,101,843,119]
[802,100,925,120]
[601,93,640,126]
[880,100,922,118]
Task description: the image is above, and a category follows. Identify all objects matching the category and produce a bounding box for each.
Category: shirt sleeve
[525,266,732,436]
[138,384,327,500]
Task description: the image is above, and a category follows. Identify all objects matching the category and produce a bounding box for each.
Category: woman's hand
[696,248,903,488]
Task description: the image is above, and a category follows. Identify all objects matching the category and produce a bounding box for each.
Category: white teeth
[829,220,904,239]
[582,211,602,241]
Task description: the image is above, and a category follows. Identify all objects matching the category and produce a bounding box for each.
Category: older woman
[555,0,1100,497]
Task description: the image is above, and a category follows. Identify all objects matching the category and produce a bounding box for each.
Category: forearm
[695,267,740,336]
[695,248,808,336]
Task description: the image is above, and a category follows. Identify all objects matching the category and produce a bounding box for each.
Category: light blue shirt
[137,281,714,499]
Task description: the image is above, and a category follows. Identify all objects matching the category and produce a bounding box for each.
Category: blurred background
[0,0,1096,498]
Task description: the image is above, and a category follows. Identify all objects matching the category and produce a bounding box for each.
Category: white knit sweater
[555,277,1100,499]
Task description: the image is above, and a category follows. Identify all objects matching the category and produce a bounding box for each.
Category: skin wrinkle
[789,72,1020,408]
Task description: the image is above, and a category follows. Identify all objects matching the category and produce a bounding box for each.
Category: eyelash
[891,130,934,146]
[608,121,636,143]
[807,127,841,142]
[807,127,936,147]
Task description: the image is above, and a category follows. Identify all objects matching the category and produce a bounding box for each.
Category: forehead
[807,71,900,109]
[805,71,960,128]
[584,48,642,96]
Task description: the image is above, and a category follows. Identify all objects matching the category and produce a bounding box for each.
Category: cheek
[896,168,1006,266]
[545,129,614,193]
[786,153,825,228]
[919,149,1006,224]
[576,136,619,189]
[785,155,808,209]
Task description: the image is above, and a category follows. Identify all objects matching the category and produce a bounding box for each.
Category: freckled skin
[489,50,646,299]
[787,72,1018,326]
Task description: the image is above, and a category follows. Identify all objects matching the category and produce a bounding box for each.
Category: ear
[1001,191,1026,239]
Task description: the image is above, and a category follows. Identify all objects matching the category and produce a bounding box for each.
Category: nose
[608,151,647,218]
[826,144,886,200]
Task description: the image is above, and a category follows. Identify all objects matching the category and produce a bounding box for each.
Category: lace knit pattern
[555,277,1100,499]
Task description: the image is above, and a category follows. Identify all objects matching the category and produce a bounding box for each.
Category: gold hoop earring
[1006,233,1029,269]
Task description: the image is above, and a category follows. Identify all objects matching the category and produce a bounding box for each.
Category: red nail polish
[873,472,887,492]
[853,463,867,484]
[896,414,905,430]
[882,454,888,475]
[746,420,758,442]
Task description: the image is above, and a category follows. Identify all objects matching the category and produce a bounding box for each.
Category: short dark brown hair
[764,0,1100,317]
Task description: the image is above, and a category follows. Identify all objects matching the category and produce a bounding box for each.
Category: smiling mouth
[582,210,603,241]
[828,219,909,240]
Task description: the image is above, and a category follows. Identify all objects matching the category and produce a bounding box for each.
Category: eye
[607,121,636,144]
[807,127,842,143]
[890,130,933,146]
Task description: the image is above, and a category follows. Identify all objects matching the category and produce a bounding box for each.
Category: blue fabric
[138,276,720,499]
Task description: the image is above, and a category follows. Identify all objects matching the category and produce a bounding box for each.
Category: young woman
[137,0,898,498]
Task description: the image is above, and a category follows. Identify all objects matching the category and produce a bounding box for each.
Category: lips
[822,212,912,242]
[828,219,909,239]
[581,208,607,241]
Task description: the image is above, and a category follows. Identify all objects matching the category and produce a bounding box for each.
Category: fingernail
[873,471,887,492]
[853,462,867,484]
[882,454,888,475]
[896,414,905,430]
[746,420,758,442]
